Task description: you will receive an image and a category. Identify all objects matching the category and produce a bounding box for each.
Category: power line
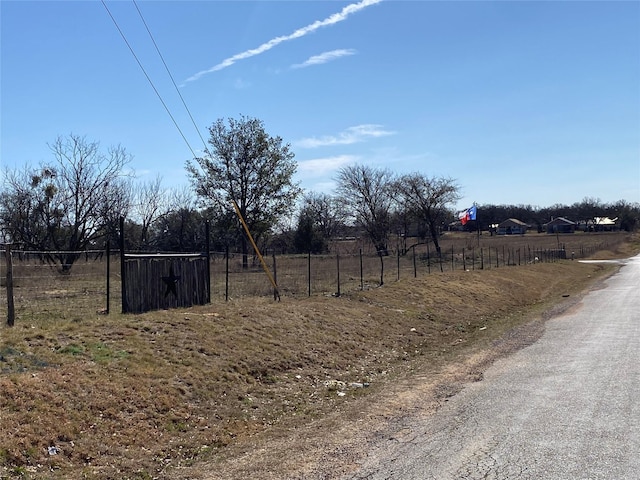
[100,0,199,159]
[132,0,208,152]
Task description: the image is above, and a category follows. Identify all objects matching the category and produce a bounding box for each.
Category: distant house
[594,217,618,232]
[497,218,528,235]
[545,217,576,234]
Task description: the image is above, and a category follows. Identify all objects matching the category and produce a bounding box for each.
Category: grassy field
[0,232,638,479]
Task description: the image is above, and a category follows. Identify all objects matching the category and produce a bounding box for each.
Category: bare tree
[335,164,395,257]
[186,116,301,268]
[301,192,346,242]
[395,173,460,255]
[0,133,132,271]
[132,175,169,249]
[149,187,207,252]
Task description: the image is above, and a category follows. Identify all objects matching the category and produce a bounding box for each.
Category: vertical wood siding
[123,254,209,313]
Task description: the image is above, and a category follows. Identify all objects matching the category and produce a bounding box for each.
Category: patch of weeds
[0,347,50,374]
[131,471,153,480]
[250,368,278,384]
[165,419,189,433]
[86,342,128,363]
[22,447,38,464]
[10,466,27,477]
[178,444,216,468]
[55,342,128,363]
[57,344,84,356]
[0,448,8,466]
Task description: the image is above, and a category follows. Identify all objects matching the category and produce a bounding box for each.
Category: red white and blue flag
[459,205,477,225]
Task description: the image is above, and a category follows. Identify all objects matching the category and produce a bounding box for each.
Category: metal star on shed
[161,265,181,298]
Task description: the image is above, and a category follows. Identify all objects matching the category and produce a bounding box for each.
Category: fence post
[463,247,466,271]
[397,249,400,281]
[308,251,311,297]
[451,245,454,271]
[413,245,417,278]
[225,246,229,302]
[360,249,364,290]
[119,216,127,314]
[106,243,110,315]
[205,221,211,303]
[336,252,341,297]
[5,244,15,327]
[427,243,431,274]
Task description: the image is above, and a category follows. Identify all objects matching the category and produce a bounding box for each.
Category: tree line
[1,117,638,272]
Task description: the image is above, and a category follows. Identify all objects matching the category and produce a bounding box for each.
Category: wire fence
[0,232,626,323]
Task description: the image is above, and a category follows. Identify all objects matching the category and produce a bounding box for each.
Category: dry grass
[0,233,638,479]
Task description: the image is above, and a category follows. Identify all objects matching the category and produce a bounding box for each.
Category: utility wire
[101,0,198,159]
[132,0,209,152]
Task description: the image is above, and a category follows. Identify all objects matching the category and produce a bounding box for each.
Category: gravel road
[345,255,640,480]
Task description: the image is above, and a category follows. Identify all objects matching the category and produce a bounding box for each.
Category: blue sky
[1,0,639,211]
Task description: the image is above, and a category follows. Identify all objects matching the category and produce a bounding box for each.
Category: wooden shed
[121,253,210,314]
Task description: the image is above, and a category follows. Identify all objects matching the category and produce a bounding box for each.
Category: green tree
[186,116,301,268]
[293,207,327,254]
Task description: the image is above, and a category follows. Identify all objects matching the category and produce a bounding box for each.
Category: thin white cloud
[297,155,358,175]
[234,78,251,89]
[291,49,357,69]
[182,0,382,85]
[296,124,395,148]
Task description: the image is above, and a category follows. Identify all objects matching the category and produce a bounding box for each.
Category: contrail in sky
[182,0,383,85]
[292,49,357,69]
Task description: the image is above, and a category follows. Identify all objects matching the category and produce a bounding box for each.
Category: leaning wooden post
[272,251,278,300]
[5,244,15,327]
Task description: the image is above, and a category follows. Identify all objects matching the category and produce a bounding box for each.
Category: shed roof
[498,218,527,227]
[545,217,575,226]
[594,216,617,226]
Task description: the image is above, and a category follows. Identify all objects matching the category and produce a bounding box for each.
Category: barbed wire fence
[0,233,623,324]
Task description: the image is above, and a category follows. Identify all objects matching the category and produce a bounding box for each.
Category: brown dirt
[0,235,637,479]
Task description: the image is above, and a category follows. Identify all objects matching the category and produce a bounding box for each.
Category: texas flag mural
[459,205,477,225]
